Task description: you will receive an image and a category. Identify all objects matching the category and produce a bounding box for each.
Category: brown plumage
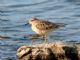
[35,20,59,30]
[28,17,65,41]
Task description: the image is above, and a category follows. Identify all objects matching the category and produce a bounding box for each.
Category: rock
[16,42,80,60]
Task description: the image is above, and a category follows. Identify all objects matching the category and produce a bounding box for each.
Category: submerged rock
[16,42,80,60]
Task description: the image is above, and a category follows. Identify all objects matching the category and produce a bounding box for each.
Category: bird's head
[28,17,39,25]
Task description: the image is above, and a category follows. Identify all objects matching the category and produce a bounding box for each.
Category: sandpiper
[28,17,65,42]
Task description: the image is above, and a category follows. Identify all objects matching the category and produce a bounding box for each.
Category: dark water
[0,0,80,60]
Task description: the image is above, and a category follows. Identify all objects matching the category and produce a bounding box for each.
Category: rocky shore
[16,42,80,60]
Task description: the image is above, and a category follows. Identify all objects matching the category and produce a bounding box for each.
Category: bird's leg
[44,34,48,43]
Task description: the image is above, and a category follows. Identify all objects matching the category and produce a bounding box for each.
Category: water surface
[0,0,80,60]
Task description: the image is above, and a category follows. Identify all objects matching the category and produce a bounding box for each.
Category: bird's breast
[31,25,52,35]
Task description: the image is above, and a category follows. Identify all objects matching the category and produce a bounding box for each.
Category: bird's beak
[25,20,31,26]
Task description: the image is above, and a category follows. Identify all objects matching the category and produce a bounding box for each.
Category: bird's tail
[57,23,67,27]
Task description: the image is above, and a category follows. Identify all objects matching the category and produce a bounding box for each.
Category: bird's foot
[44,39,49,43]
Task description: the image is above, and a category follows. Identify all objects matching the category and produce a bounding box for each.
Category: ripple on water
[0,0,80,60]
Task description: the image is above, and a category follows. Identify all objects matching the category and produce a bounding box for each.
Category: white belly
[31,26,53,35]
[32,26,40,34]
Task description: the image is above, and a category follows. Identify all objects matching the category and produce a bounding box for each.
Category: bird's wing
[36,21,59,30]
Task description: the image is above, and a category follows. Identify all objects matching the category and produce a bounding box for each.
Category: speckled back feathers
[29,17,60,30]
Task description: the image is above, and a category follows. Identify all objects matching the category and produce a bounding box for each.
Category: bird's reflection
[24,34,64,43]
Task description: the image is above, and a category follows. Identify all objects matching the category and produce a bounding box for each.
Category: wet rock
[16,42,80,60]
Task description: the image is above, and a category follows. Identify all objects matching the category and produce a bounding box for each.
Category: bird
[28,17,65,42]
